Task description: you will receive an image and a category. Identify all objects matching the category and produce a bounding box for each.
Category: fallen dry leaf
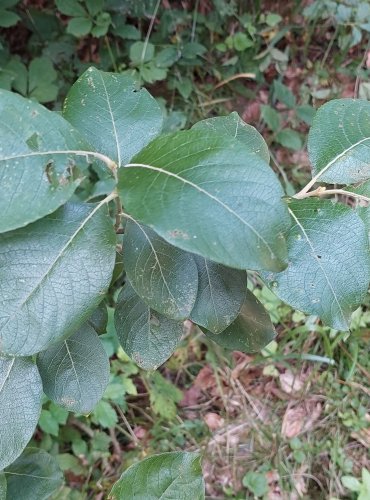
[282,401,322,438]
[204,412,225,431]
[279,369,306,395]
[291,464,308,499]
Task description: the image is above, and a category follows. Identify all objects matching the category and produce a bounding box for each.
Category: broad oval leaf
[4,448,63,500]
[37,323,110,413]
[0,89,93,233]
[262,199,370,331]
[203,290,275,352]
[190,256,246,333]
[308,99,370,184]
[0,357,42,470]
[192,111,270,163]
[63,66,163,166]
[123,219,198,320]
[119,130,290,272]
[110,452,205,500]
[114,283,183,370]
[0,201,116,356]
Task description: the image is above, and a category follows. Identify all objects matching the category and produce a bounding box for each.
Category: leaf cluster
[1,66,370,496]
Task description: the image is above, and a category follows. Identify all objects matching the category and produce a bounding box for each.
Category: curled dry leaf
[281,400,322,438]
[279,369,307,395]
[204,412,225,431]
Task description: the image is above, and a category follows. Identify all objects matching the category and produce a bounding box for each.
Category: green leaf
[37,323,110,413]
[308,99,370,184]
[85,0,104,16]
[49,402,68,424]
[123,219,198,319]
[0,89,92,233]
[92,400,117,428]
[4,448,63,500]
[115,283,184,370]
[90,431,111,452]
[296,104,316,125]
[182,42,207,58]
[0,201,116,356]
[91,12,111,37]
[203,290,275,353]
[231,32,253,51]
[140,63,167,84]
[242,471,269,497]
[261,104,281,132]
[262,199,370,331]
[273,80,296,108]
[0,357,43,470]
[67,17,93,37]
[275,129,302,151]
[155,47,179,68]
[119,130,290,272]
[342,475,361,492]
[190,256,246,333]
[38,409,59,437]
[56,0,86,16]
[130,41,155,64]
[110,452,205,499]
[28,57,58,103]
[0,10,20,27]
[57,453,84,475]
[0,473,6,499]
[114,24,141,40]
[266,13,282,26]
[148,371,183,420]
[63,67,163,165]
[6,58,27,95]
[192,111,270,163]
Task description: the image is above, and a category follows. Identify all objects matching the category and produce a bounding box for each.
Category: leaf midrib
[98,71,121,166]
[125,163,275,258]
[288,207,347,326]
[314,136,370,180]
[0,358,15,394]
[125,216,181,314]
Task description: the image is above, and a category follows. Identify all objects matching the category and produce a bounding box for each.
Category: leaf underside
[203,289,275,353]
[115,283,184,370]
[0,202,116,356]
[4,448,63,500]
[190,256,246,333]
[0,89,92,233]
[262,199,370,330]
[123,219,198,320]
[0,357,42,470]
[109,452,205,500]
[37,323,110,414]
[308,99,370,184]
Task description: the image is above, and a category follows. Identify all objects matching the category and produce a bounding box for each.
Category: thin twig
[140,0,161,70]
[109,427,122,456]
[293,186,370,203]
[115,404,141,447]
[69,417,94,438]
[213,72,256,90]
